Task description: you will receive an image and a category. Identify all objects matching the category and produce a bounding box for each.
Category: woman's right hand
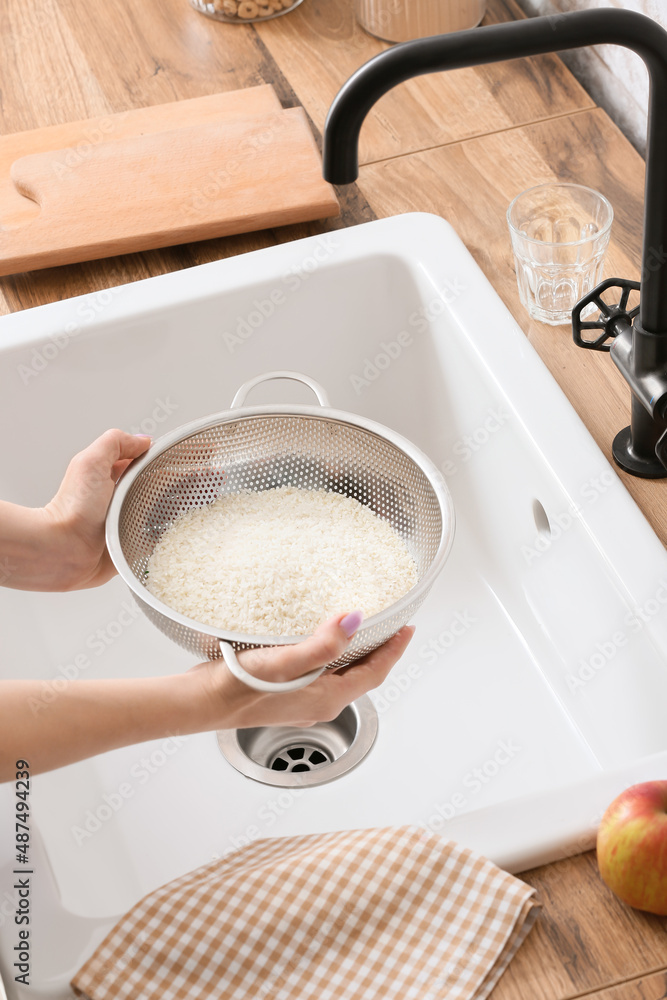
[190,612,415,731]
[0,612,415,783]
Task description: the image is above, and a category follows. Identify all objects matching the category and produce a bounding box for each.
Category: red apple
[596,781,667,915]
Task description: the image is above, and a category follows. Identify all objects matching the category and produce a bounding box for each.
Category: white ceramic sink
[1,213,667,997]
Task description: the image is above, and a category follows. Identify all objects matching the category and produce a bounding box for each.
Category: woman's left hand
[0,429,150,592]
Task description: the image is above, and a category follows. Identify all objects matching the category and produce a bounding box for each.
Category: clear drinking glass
[507,182,613,326]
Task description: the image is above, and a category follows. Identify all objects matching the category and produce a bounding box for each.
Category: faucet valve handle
[572,277,641,352]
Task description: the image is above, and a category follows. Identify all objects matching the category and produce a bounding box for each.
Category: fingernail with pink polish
[340,609,364,638]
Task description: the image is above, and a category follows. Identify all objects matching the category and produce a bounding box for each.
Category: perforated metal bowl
[106,371,455,667]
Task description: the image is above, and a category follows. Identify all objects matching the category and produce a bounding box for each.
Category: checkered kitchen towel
[71,825,539,1000]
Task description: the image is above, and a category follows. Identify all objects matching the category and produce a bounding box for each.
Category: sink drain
[268,743,333,772]
[217,696,378,787]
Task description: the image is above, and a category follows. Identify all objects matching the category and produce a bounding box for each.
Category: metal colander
[106,371,455,668]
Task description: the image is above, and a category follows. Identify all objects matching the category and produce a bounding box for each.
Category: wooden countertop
[1,0,666,995]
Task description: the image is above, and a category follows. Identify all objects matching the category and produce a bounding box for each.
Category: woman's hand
[0,429,150,592]
[0,612,414,781]
[191,611,416,731]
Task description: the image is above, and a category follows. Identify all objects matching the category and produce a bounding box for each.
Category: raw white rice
[145,486,417,635]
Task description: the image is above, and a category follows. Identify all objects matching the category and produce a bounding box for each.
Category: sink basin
[1,213,667,997]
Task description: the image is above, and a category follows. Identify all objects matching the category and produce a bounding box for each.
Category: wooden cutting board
[0,88,339,275]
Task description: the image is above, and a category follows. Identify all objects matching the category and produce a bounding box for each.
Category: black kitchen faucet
[322,10,667,479]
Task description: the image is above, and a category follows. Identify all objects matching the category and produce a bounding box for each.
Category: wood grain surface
[256,0,595,163]
[1,104,338,273]
[0,0,665,997]
[493,851,667,1000]
[359,108,667,544]
[586,971,667,1000]
[0,86,283,227]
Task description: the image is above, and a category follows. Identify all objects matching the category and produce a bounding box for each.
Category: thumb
[52,429,151,524]
[236,610,364,683]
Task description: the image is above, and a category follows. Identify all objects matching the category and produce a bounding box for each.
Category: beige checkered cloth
[71,825,539,1000]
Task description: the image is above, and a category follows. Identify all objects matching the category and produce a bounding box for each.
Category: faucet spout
[323,10,667,477]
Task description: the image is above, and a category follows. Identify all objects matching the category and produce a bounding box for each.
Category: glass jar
[356,0,486,42]
[190,0,304,23]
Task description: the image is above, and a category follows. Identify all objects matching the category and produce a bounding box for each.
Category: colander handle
[219,641,326,692]
[230,371,330,409]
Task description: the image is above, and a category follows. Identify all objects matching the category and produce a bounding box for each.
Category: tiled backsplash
[514,0,666,155]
